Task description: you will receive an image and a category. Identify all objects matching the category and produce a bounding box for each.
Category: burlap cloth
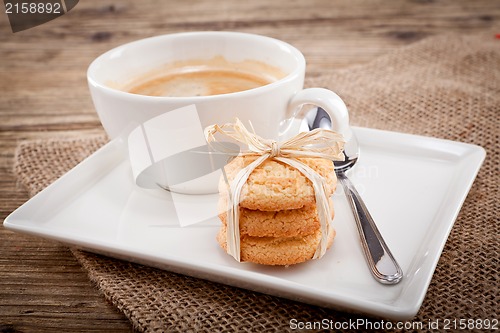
[13,34,499,332]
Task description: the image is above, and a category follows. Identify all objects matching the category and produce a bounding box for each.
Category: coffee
[121,56,286,97]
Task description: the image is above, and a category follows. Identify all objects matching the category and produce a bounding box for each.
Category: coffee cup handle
[286,88,352,142]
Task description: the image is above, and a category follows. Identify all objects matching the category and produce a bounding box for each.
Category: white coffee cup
[87,31,352,194]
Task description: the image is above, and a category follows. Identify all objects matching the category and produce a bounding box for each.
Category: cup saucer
[4,127,485,320]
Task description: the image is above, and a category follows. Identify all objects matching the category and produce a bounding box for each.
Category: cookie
[219,156,337,211]
[216,224,336,266]
[218,197,334,238]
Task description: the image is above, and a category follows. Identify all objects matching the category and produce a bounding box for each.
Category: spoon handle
[337,172,403,284]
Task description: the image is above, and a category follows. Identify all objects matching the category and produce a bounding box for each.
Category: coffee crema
[120,56,286,97]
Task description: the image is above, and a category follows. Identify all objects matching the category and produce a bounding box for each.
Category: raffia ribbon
[204,118,345,262]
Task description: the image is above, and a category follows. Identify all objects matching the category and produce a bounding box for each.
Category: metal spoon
[307,108,403,284]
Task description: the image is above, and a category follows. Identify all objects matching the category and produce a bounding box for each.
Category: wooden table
[1,1,499,331]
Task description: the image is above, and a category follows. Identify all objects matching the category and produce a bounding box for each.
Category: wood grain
[1,0,499,331]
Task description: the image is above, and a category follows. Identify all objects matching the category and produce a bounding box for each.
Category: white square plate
[4,127,485,320]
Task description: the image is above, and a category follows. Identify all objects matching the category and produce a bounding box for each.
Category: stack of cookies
[216,155,337,265]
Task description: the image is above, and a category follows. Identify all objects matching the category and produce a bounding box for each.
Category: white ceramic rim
[87,31,306,101]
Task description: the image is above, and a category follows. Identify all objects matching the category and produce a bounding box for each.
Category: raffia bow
[204,118,345,262]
